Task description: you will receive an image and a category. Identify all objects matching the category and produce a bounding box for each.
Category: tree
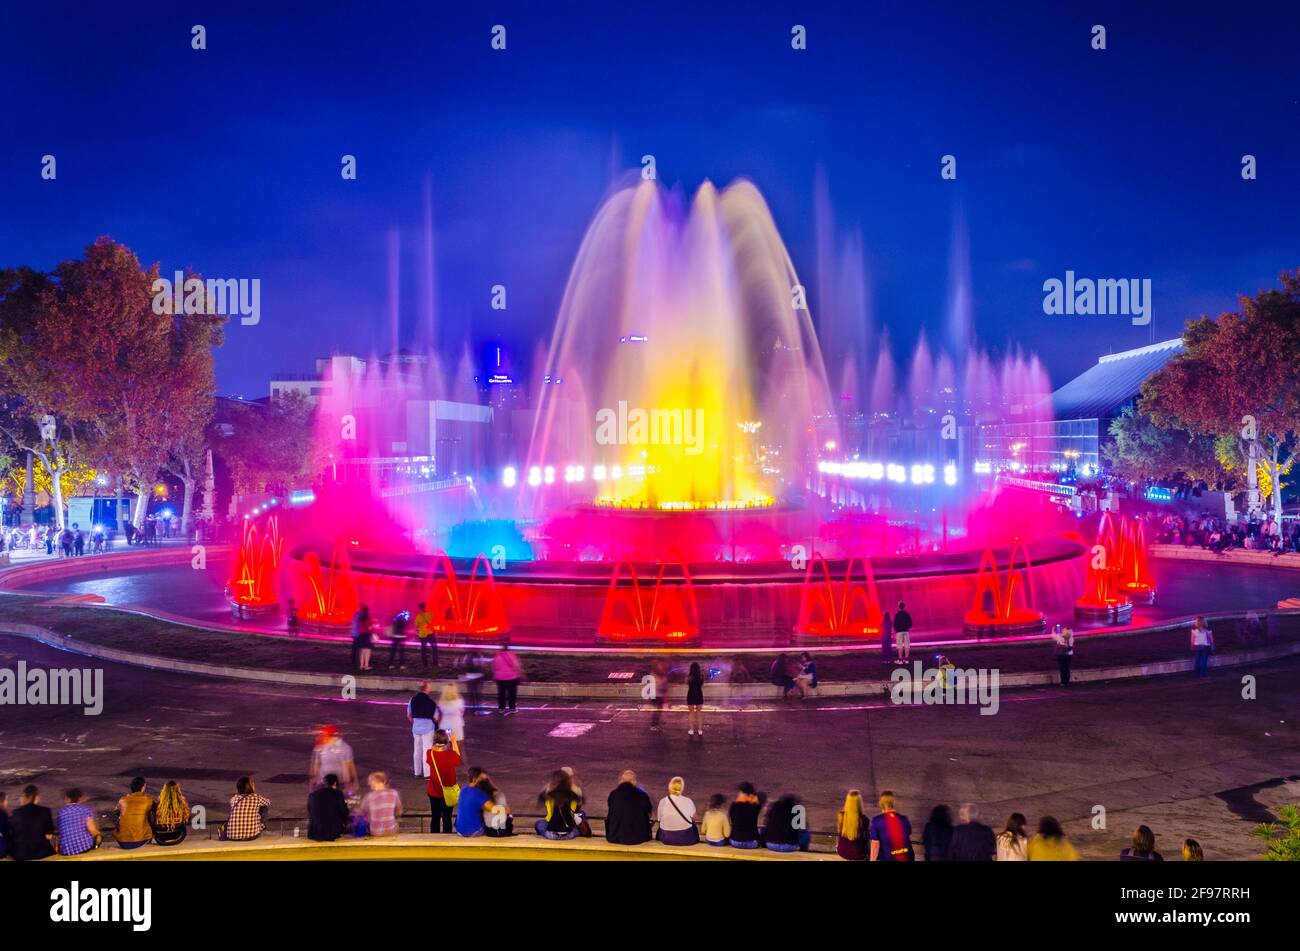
[1104,406,1224,485]
[0,266,97,528]
[1141,269,1300,523]
[219,390,323,496]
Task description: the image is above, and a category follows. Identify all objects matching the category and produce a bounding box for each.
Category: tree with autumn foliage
[1140,269,1300,523]
[0,239,223,530]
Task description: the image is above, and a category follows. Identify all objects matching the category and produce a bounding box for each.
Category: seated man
[605,770,653,845]
[9,785,55,861]
[115,776,154,849]
[307,773,350,842]
[57,788,100,856]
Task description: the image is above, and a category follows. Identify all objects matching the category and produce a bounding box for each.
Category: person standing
[948,802,997,861]
[116,777,154,849]
[493,638,523,715]
[881,610,894,665]
[1190,616,1214,677]
[413,601,437,668]
[648,657,669,731]
[408,682,440,778]
[386,609,409,670]
[351,605,370,669]
[426,731,462,834]
[868,790,914,861]
[439,682,467,763]
[605,770,654,845]
[893,602,913,664]
[309,725,359,798]
[686,661,705,738]
[8,785,55,860]
[1053,624,1075,686]
[307,774,350,841]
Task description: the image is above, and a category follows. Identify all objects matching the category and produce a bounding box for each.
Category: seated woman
[222,777,270,841]
[727,782,766,849]
[656,776,699,846]
[763,794,812,852]
[535,769,583,840]
[358,772,403,837]
[152,781,190,846]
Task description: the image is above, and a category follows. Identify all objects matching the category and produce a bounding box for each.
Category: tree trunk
[1272,443,1284,527]
[49,463,66,530]
[1246,438,1261,516]
[179,457,195,537]
[115,477,126,531]
[20,452,34,527]
[132,471,148,531]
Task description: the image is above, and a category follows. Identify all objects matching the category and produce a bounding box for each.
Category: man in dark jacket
[307,774,350,841]
[8,785,55,860]
[948,803,997,861]
[604,771,653,845]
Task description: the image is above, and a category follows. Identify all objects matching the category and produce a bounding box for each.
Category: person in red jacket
[426,731,462,833]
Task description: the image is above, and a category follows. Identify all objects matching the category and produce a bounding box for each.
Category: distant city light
[543,465,555,485]
[528,466,542,487]
[502,466,517,488]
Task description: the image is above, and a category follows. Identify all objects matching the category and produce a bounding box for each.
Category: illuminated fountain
[794,555,883,639]
[297,541,360,631]
[1075,512,1134,624]
[962,541,1047,637]
[1118,516,1157,605]
[271,175,1080,649]
[423,553,511,641]
[596,562,701,646]
[225,517,283,616]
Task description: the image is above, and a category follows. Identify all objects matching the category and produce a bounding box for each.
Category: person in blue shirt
[455,768,492,837]
[56,788,100,856]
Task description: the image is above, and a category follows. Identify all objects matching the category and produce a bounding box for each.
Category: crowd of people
[0,771,1211,863]
[1158,512,1300,554]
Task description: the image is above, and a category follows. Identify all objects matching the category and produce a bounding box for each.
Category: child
[701,793,731,846]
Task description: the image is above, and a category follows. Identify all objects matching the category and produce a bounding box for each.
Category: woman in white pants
[439,682,467,764]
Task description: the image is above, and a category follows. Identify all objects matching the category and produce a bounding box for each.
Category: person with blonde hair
[995,813,1029,861]
[152,780,190,846]
[439,682,468,762]
[656,776,699,846]
[1182,838,1204,861]
[868,790,914,861]
[359,771,402,837]
[836,789,869,861]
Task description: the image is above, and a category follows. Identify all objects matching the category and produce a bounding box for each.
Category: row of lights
[818,460,959,487]
[501,463,653,489]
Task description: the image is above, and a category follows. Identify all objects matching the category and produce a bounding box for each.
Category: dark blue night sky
[2,1,1297,398]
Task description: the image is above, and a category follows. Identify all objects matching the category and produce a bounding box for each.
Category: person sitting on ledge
[57,788,99,856]
[222,777,270,841]
[307,773,350,842]
[762,793,811,852]
[605,770,653,846]
[655,776,699,846]
[727,782,766,849]
[115,776,154,849]
[152,780,190,846]
[535,769,583,840]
